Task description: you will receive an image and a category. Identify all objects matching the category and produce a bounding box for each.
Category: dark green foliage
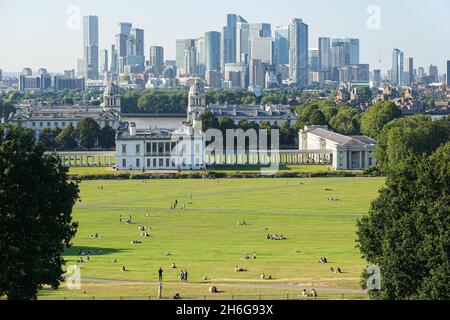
[76,118,100,150]
[360,101,402,139]
[0,125,79,300]
[376,115,450,173]
[357,143,450,300]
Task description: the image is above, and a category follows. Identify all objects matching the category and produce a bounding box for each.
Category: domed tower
[103,82,121,112]
[188,79,206,114]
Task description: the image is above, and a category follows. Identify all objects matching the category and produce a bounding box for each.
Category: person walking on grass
[158,267,163,282]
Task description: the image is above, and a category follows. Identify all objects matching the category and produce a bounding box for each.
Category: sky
[0,0,449,74]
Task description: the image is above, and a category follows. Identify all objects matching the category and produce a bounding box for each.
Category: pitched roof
[309,128,376,146]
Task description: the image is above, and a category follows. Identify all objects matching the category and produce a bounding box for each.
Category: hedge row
[69,170,381,181]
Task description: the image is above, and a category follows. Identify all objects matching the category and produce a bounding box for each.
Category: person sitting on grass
[209,285,218,293]
[172,263,177,269]
[302,289,308,297]
[235,266,247,272]
[310,289,318,298]
[121,266,128,272]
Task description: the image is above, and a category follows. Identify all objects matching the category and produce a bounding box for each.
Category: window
[40,122,43,127]
[136,144,141,154]
[47,122,51,127]
[32,122,36,127]
[159,159,164,167]
[136,159,140,167]
[122,145,127,154]
[122,159,126,168]
[166,159,170,167]
[62,122,66,127]
[153,159,157,167]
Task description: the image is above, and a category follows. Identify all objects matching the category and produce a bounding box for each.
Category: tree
[330,108,361,135]
[376,115,450,173]
[360,101,402,139]
[356,143,450,300]
[56,124,78,150]
[39,128,61,151]
[0,99,15,120]
[0,125,79,300]
[198,111,219,131]
[98,125,116,149]
[309,109,328,126]
[76,118,100,150]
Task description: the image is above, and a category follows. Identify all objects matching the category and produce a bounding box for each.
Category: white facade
[299,125,376,170]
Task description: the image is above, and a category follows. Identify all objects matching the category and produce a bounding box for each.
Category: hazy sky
[0,0,449,73]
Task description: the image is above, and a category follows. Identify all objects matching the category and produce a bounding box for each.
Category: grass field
[38,177,385,300]
[68,164,333,176]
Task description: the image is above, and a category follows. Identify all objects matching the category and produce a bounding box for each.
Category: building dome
[104,82,120,96]
[189,79,205,97]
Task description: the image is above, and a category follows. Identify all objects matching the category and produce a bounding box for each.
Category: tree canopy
[357,142,450,300]
[0,125,79,300]
[375,115,450,173]
[360,101,402,139]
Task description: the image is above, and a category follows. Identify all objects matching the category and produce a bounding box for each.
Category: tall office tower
[428,65,439,83]
[251,37,273,64]
[222,14,247,66]
[403,57,414,86]
[184,46,197,76]
[149,46,164,75]
[274,26,289,67]
[331,39,346,70]
[205,32,221,72]
[195,37,205,77]
[318,37,332,82]
[223,14,238,65]
[447,60,450,85]
[100,49,109,74]
[289,18,309,87]
[110,45,118,74]
[21,67,32,76]
[331,38,359,68]
[176,39,196,76]
[83,15,99,80]
[236,20,250,63]
[131,28,145,57]
[392,48,404,86]
[308,49,319,72]
[118,22,132,36]
[249,23,272,40]
[373,69,382,85]
[249,59,266,88]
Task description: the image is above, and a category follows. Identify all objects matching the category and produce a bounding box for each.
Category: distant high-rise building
[54,76,85,90]
[222,14,247,66]
[274,26,289,66]
[318,37,332,82]
[251,37,273,64]
[249,59,266,88]
[184,46,197,76]
[149,46,165,75]
[118,22,132,36]
[373,69,382,85]
[331,38,359,69]
[308,48,319,72]
[83,15,99,80]
[176,39,196,76]
[392,48,404,86]
[100,49,109,74]
[205,32,221,72]
[289,18,309,87]
[236,20,250,63]
[249,23,272,40]
[428,65,439,83]
[110,45,118,74]
[131,28,145,57]
[403,57,414,86]
[447,60,450,85]
[195,37,205,77]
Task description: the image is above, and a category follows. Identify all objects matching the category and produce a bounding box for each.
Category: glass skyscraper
[274,26,289,66]
[289,18,309,87]
[205,32,221,72]
[83,15,99,80]
[392,48,404,86]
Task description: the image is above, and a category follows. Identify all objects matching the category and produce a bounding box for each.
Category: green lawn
[38,177,385,300]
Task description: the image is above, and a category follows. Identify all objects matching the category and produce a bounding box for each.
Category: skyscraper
[100,49,109,74]
[195,37,205,77]
[236,20,250,63]
[251,37,273,64]
[403,57,414,86]
[428,65,438,83]
[149,46,164,75]
[176,39,195,76]
[83,15,99,80]
[392,48,404,85]
[447,60,450,86]
[222,14,247,66]
[318,37,332,82]
[289,18,308,87]
[274,26,289,66]
[205,32,221,72]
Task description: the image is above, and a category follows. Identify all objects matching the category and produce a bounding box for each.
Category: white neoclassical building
[115,80,206,171]
[299,125,377,170]
[7,82,121,140]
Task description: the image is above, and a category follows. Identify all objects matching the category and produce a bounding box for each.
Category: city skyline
[0,0,449,74]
